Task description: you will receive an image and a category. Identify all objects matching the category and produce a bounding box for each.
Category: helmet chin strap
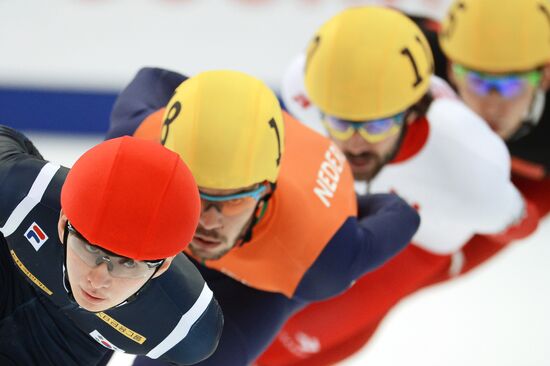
[62,223,76,303]
[510,89,545,141]
[62,221,162,311]
[236,182,275,247]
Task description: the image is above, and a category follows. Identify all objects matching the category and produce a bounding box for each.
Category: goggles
[200,184,267,217]
[66,222,164,279]
[322,112,405,143]
[452,64,542,100]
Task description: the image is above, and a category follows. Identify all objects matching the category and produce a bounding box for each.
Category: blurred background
[2,1,549,365]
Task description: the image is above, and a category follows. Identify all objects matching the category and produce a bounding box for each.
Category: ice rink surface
[26,132,550,366]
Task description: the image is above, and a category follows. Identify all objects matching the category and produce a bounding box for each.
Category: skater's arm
[108,67,188,139]
[295,193,419,301]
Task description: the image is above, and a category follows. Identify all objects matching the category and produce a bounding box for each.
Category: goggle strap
[452,64,467,77]
[526,71,542,86]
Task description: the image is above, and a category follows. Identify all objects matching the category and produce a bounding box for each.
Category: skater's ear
[540,64,550,91]
[58,210,68,244]
[152,256,176,278]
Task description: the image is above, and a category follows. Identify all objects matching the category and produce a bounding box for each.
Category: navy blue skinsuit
[0,126,223,365]
[107,67,421,366]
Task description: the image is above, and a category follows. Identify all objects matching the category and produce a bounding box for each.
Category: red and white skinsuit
[255,55,540,366]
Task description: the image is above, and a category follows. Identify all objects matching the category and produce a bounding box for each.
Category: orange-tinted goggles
[200,184,267,216]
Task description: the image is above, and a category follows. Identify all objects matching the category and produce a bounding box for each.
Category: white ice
[27,132,550,366]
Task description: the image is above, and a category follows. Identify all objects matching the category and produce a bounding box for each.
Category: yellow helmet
[304,6,434,120]
[439,0,550,73]
[161,70,284,190]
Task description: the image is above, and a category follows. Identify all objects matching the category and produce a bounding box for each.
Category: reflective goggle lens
[325,117,352,133]
[363,118,395,135]
[67,225,163,279]
[200,184,267,216]
[323,113,404,143]
[453,64,541,100]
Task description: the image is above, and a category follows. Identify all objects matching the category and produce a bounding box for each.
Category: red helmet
[61,136,200,260]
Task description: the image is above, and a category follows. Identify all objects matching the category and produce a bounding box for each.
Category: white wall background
[0,0,452,90]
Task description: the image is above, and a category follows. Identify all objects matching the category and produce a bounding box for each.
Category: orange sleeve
[133,108,165,141]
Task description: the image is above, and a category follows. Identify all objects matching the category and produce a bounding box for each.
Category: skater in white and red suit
[256,6,540,366]
[433,0,550,219]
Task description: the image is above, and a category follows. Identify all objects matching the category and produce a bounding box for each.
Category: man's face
[65,244,152,312]
[450,63,542,140]
[58,214,170,312]
[189,184,266,261]
[323,114,405,182]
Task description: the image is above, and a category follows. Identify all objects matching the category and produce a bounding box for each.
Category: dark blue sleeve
[0,126,46,225]
[295,193,420,301]
[159,300,223,365]
[106,67,188,139]
[0,125,43,164]
[132,273,302,366]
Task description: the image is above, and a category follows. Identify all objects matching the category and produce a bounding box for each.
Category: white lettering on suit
[314,145,346,208]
